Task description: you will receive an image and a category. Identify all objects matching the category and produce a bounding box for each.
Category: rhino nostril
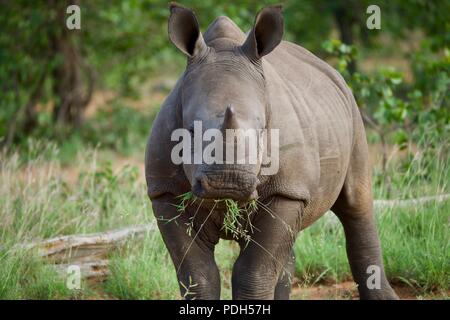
[193,175,210,197]
[192,177,203,197]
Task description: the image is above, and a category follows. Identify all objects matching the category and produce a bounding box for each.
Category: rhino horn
[222,105,238,130]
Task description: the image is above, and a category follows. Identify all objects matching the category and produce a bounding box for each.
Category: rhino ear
[168,3,207,58]
[241,5,284,60]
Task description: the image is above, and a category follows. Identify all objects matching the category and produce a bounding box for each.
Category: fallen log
[17,224,156,261]
[374,193,450,209]
[15,224,156,281]
[54,260,110,281]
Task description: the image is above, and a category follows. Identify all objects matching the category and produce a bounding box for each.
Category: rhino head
[168,4,283,201]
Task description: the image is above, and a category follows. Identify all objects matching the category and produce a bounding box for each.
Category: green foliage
[4,100,154,166]
[1,0,449,149]
[80,102,155,156]
[322,38,449,147]
[323,37,448,199]
[0,1,55,140]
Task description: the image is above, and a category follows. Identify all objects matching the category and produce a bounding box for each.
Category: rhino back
[262,41,358,226]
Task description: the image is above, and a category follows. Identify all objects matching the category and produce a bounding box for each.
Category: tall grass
[104,232,179,299]
[0,141,152,299]
[0,249,79,299]
[0,140,151,247]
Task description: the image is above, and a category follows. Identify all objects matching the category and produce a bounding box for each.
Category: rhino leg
[332,129,398,300]
[274,249,295,299]
[152,195,221,300]
[334,207,398,299]
[232,197,302,300]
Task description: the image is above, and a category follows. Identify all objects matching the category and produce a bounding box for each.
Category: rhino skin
[145,4,398,300]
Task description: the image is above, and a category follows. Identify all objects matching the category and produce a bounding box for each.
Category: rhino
[145,3,398,300]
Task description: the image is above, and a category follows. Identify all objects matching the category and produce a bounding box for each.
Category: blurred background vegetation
[0,0,448,299]
[1,0,448,162]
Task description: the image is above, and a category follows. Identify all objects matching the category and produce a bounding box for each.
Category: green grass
[0,138,448,299]
[104,232,179,299]
[173,191,258,241]
[380,200,449,292]
[103,235,239,300]
[0,249,73,299]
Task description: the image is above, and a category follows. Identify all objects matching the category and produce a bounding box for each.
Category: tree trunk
[332,1,357,74]
[50,0,94,129]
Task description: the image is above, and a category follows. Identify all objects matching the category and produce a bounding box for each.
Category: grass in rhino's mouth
[174,191,258,242]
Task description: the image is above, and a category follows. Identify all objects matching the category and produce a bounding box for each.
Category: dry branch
[374,194,450,209]
[15,224,156,281]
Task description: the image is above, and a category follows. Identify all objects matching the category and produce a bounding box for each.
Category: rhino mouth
[192,170,259,202]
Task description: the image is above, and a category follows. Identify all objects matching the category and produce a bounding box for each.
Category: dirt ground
[291,281,447,300]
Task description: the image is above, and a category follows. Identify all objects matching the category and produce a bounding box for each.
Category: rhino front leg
[274,250,296,299]
[152,195,221,300]
[232,197,302,300]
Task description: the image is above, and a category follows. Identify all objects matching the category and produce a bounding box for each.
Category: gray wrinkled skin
[145,4,398,300]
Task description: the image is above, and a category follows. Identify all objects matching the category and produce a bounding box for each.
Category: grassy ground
[0,130,448,299]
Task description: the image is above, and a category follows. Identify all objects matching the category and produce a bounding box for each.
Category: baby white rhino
[145,3,398,300]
